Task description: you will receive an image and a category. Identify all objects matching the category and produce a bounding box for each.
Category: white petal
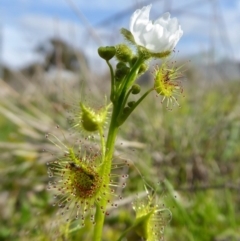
[168,28,183,50]
[143,24,164,52]
[155,12,170,27]
[130,4,152,46]
[129,6,183,53]
[168,18,178,33]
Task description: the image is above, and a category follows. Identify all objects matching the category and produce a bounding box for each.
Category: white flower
[130,4,183,53]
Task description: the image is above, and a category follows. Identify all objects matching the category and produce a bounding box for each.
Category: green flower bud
[131,84,141,95]
[130,56,138,66]
[115,44,133,63]
[127,101,136,108]
[117,107,132,126]
[123,106,131,114]
[137,46,151,60]
[138,63,148,75]
[115,62,130,82]
[116,62,126,69]
[98,46,116,61]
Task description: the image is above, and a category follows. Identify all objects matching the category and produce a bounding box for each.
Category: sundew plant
[46,4,183,241]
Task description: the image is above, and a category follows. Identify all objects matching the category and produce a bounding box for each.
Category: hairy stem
[107,60,115,102]
[99,127,106,162]
[93,105,119,240]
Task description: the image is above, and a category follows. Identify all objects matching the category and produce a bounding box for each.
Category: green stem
[92,204,104,241]
[117,87,133,119]
[130,87,154,112]
[92,57,148,240]
[117,57,144,102]
[113,57,145,126]
[93,105,119,241]
[117,87,154,126]
[107,60,115,102]
[99,127,106,162]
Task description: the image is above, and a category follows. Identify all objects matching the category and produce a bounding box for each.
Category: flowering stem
[117,87,154,126]
[130,87,154,111]
[99,127,106,162]
[117,87,133,119]
[107,60,115,102]
[93,204,105,240]
[93,56,150,240]
[118,57,144,100]
[93,104,119,240]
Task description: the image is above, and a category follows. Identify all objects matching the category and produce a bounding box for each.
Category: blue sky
[1,0,240,69]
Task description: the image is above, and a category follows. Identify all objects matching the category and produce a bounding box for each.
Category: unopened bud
[115,62,130,81]
[123,106,131,114]
[138,63,148,75]
[130,56,138,66]
[137,46,151,60]
[115,44,133,63]
[127,101,136,108]
[98,46,116,61]
[131,84,141,95]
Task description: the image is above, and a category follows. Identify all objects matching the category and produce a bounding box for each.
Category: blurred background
[0,0,240,240]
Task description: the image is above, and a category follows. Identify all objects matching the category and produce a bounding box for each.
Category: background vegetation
[0,40,240,241]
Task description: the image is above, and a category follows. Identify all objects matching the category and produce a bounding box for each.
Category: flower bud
[131,84,141,94]
[138,62,148,75]
[115,62,130,81]
[123,106,131,114]
[115,44,133,63]
[130,56,138,66]
[137,46,151,60]
[98,46,116,61]
[127,101,136,108]
[116,62,125,69]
